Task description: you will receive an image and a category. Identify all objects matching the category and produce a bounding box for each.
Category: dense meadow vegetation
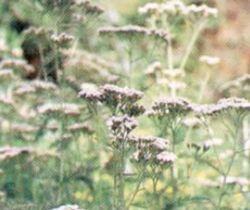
[0,0,250,209]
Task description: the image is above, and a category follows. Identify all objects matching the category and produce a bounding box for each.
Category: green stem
[180,19,207,70]
[113,141,126,210]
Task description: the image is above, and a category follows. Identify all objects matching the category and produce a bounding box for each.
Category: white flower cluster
[138,0,218,17]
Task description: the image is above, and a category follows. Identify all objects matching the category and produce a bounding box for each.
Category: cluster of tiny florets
[79,84,144,116]
[73,0,104,15]
[129,135,176,166]
[193,97,250,116]
[107,115,138,137]
[150,97,193,117]
[138,0,218,17]
[99,25,169,43]
[51,32,74,45]
[37,103,81,116]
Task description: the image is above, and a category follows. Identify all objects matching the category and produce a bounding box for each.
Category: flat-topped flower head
[138,1,218,18]
[51,33,74,45]
[217,97,250,107]
[122,104,146,117]
[37,103,81,116]
[128,135,169,151]
[99,25,169,43]
[101,84,143,105]
[0,59,35,76]
[11,123,38,134]
[156,151,176,165]
[14,80,57,96]
[23,27,49,37]
[194,97,250,117]
[138,0,186,16]
[30,80,57,91]
[79,88,104,102]
[151,97,192,117]
[187,4,218,17]
[149,137,169,151]
[79,83,104,102]
[67,122,93,134]
[73,0,104,15]
[0,146,34,161]
[14,85,36,96]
